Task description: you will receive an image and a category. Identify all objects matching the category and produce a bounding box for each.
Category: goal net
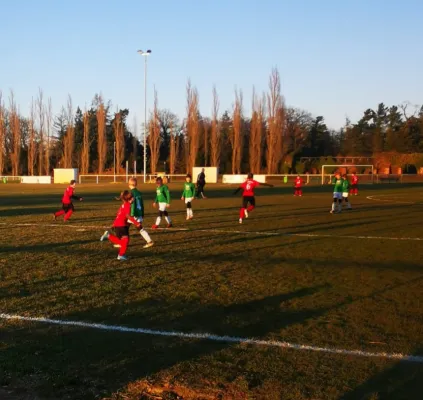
[321,165,374,185]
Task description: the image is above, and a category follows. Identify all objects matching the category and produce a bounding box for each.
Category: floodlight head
[137,49,152,56]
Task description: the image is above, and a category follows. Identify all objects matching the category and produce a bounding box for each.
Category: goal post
[321,165,374,185]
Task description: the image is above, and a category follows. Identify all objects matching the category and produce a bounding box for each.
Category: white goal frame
[321,165,374,185]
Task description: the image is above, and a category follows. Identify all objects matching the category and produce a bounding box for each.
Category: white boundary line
[1,313,422,363]
[1,222,423,241]
[366,195,415,205]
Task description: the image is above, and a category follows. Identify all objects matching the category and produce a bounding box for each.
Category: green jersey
[341,178,350,193]
[130,188,144,218]
[181,182,196,198]
[332,177,343,193]
[155,184,170,204]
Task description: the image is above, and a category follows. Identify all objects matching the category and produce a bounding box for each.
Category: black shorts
[242,196,255,208]
[351,184,357,190]
[62,203,74,212]
[112,226,129,239]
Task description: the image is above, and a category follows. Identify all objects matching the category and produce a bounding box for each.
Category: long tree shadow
[1,286,326,399]
[340,347,423,400]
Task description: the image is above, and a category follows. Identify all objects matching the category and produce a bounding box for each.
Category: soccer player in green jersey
[181,174,196,220]
[152,177,172,229]
[341,174,352,210]
[128,178,154,248]
[330,172,343,213]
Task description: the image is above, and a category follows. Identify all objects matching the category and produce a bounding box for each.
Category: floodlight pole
[137,49,152,183]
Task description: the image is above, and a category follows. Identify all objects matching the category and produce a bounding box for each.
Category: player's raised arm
[261,182,274,188]
[233,186,242,195]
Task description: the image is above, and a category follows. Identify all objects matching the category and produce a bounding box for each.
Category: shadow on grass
[1,285,325,399]
[340,347,423,400]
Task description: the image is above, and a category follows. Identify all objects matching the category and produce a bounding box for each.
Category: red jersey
[241,179,259,197]
[62,186,78,204]
[294,177,303,188]
[113,202,131,227]
[352,175,359,185]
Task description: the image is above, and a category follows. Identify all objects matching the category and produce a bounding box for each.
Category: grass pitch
[1,182,423,399]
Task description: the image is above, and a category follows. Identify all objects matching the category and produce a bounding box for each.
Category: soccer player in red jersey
[234,173,273,224]
[53,180,83,221]
[350,172,359,195]
[294,175,304,196]
[100,190,141,261]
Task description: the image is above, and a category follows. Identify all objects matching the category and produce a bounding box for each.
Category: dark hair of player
[120,190,133,202]
[70,179,76,185]
[247,173,253,179]
[156,177,163,183]
[186,174,192,179]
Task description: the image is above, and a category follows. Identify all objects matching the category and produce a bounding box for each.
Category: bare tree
[113,111,125,173]
[63,95,75,168]
[230,89,243,174]
[266,68,285,174]
[132,116,138,172]
[169,120,179,175]
[9,90,21,176]
[45,98,52,174]
[249,88,265,174]
[0,91,5,174]
[81,110,90,174]
[37,88,45,175]
[147,90,161,174]
[186,80,199,173]
[203,119,209,166]
[210,86,221,168]
[96,97,107,174]
[28,98,36,176]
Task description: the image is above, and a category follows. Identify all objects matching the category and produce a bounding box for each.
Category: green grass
[1,182,423,399]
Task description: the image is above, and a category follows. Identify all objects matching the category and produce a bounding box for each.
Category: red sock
[240,208,246,218]
[119,236,129,256]
[55,210,65,217]
[64,209,73,221]
[247,205,255,212]
[299,189,302,196]
[108,234,120,245]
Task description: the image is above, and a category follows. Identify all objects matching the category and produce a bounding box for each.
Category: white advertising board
[192,167,218,184]
[21,176,52,184]
[222,174,266,184]
[54,168,78,184]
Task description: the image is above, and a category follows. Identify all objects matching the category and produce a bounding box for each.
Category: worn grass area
[1,182,423,399]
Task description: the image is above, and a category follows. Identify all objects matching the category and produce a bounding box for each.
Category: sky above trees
[1,0,422,131]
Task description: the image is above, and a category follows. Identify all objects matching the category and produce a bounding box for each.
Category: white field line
[1,222,422,241]
[366,195,415,205]
[1,313,422,363]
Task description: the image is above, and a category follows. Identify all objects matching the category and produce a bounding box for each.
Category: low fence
[78,174,187,184]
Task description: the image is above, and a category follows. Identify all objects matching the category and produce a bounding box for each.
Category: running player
[351,172,359,195]
[152,177,172,229]
[234,173,273,224]
[342,174,352,210]
[330,172,343,214]
[100,190,141,261]
[53,180,83,221]
[294,175,304,196]
[128,177,154,248]
[181,174,196,220]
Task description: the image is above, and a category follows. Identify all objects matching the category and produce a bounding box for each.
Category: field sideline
[1,182,423,399]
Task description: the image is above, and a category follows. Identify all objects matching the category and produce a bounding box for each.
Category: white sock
[165,216,171,224]
[331,202,335,211]
[190,209,193,217]
[155,216,161,225]
[186,208,190,217]
[140,229,152,243]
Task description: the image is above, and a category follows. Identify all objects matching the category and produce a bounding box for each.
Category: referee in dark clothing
[196,168,207,199]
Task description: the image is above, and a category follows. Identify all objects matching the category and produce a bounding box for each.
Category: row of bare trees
[0,68,334,176]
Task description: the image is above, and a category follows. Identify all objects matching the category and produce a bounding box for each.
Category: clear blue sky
[1,0,422,131]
